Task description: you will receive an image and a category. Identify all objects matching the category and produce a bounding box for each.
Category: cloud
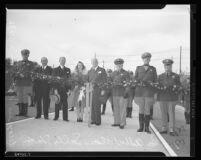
[6,5,190,74]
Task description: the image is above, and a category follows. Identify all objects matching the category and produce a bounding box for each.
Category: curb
[150,122,177,157]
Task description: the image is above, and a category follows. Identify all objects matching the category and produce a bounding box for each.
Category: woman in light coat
[71,61,88,122]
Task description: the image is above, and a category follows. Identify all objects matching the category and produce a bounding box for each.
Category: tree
[6,58,12,70]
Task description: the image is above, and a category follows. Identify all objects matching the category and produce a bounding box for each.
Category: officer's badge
[172,75,175,79]
[120,73,124,76]
[98,71,102,74]
[150,69,152,72]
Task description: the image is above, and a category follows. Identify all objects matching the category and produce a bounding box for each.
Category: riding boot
[186,112,190,124]
[126,107,129,117]
[167,113,169,122]
[128,107,132,118]
[137,114,144,132]
[184,112,188,124]
[150,107,153,120]
[144,115,151,134]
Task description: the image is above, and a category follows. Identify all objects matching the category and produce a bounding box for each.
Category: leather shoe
[53,118,58,120]
[35,116,41,119]
[119,125,124,129]
[111,124,120,127]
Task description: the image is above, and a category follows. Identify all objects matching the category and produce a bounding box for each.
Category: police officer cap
[21,49,30,55]
[114,58,124,65]
[162,59,174,65]
[141,52,151,59]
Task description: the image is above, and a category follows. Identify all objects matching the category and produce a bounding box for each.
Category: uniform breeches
[16,86,32,103]
[134,97,154,115]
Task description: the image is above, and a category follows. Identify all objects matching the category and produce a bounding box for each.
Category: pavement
[150,102,190,157]
[6,96,169,155]
[5,95,190,156]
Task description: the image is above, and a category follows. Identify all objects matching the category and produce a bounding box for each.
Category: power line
[97,48,187,57]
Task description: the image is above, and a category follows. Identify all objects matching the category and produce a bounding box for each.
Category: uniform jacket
[33,66,53,93]
[134,65,157,97]
[157,72,181,101]
[111,69,130,97]
[87,66,107,87]
[52,66,71,92]
[12,60,35,86]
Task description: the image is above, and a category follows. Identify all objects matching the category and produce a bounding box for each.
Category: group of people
[11,49,190,137]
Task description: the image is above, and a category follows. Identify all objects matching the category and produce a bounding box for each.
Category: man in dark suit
[134,52,157,134]
[33,57,53,119]
[87,58,107,125]
[52,57,71,121]
[157,59,181,136]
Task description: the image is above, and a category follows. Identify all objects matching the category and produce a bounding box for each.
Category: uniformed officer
[12,49,35,117]
[157,59,181,136]
[134,52,157,133]
[111,58,130,129]
[33,57,53,119]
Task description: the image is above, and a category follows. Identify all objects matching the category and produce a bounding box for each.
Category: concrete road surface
[6,100,169,155]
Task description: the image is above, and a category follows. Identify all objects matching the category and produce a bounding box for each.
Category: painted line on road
[6,108,72,126]
[150,122,177,157]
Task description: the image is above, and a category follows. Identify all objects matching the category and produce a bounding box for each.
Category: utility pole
[180,46,182,74]
[102,60,105,68]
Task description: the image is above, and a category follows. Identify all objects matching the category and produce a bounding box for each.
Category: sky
[6,5,190,74]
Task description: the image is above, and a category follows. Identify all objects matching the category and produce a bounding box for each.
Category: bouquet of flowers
[13,61,32,79]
